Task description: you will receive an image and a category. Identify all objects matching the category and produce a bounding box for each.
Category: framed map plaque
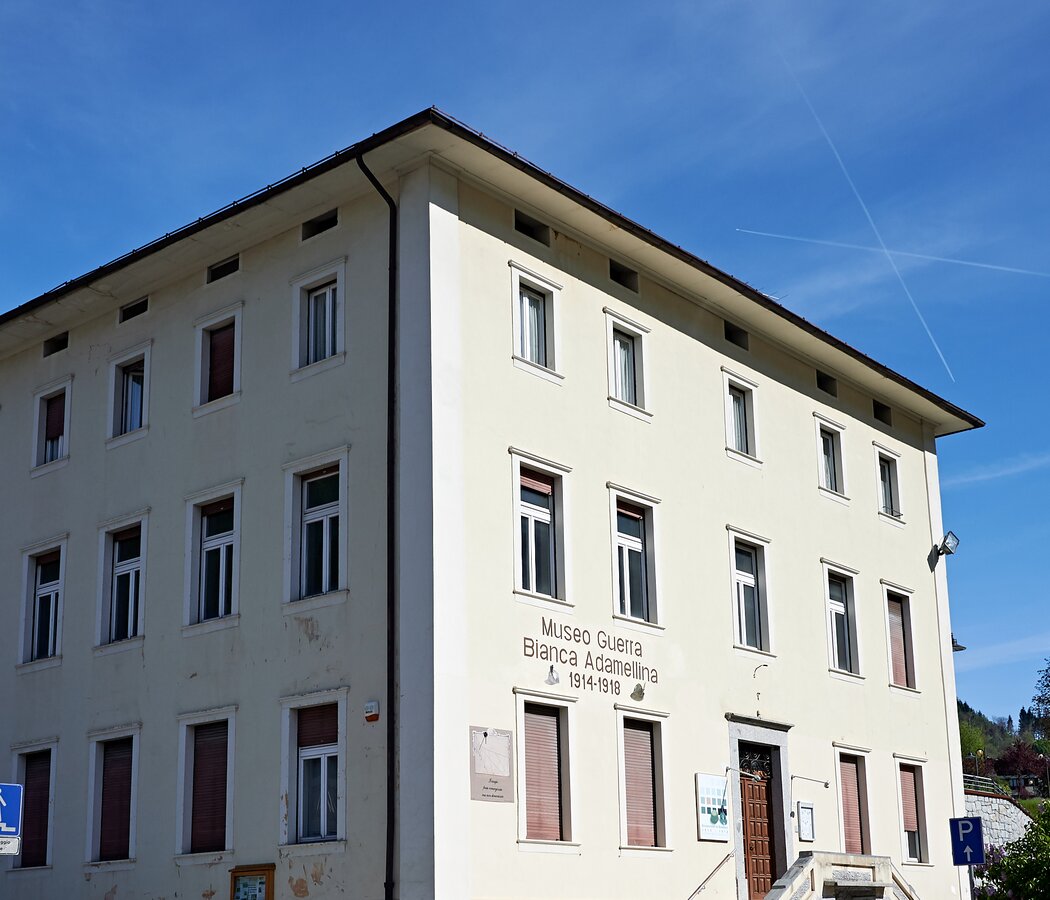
[230,863,275,900]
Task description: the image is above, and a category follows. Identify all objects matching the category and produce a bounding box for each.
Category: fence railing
[964,773,1009,795]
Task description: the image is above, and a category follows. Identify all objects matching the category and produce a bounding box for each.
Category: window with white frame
[898,762,927,862]
[87,729,138,862]
[886,588,916,689]
[605,309,650,413]
[878,451,902,518]
[730,532,770,652]
[722,369,758,460]
[514,691,575,844]
[510,264,559,376]
[611,489,659,624]
[184,484,241,627]
[826,568,859,675]
[519,469,557,598]
[815,414,846,496]
[15,744,55,868]
[176,711,234,855]
[280,691,347,846]
[284,450,348,604]
[838,751,870,854]
[32,378,72,468]
[101,522,145,644]
[618,709,667,848]
[194,304,242,409]
[109,343,151,439]
[292,259,346,372]
[27,549,62,662]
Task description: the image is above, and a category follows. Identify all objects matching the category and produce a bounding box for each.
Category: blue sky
[2,1,1046,722]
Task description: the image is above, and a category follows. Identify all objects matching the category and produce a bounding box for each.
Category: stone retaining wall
[964,791,1034,847]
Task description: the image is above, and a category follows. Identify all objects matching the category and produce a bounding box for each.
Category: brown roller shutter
[900,765,919,832]
[207,323,235,401]
[520,469,555,495]
[190,721,228,853]
[840,755,864,854]
[298,704,338,749]
[887,597,909,687]
[524,704,563,841]
[200,497,234,518]
[45,392,65,441]
[99,738,133,861]
[20,750,50,868]
[624,719,657,847]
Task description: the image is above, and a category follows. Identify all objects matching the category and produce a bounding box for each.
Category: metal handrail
[963,773,1009,795]
[687,850,734,898]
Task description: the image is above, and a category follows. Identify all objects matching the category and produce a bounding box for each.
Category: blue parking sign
[0,783,24,855]
[949,816,985,866]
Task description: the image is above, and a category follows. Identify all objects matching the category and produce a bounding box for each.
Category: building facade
[0,110,981,900]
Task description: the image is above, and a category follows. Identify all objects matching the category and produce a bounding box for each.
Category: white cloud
[942,452,1050,489]
[954,632,1050,674]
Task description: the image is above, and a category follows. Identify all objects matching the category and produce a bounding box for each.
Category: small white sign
[0,837,20,856]
[696,773,730,841]
[797,802,815,842]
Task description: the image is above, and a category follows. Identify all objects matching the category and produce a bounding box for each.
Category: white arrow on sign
[963,846,973,861]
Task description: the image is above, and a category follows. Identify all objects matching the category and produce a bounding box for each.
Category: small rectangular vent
[43,332,69,357]
[119,297,149,323]
[207,255,240,283]
[302,209,338,241]
[610,260,639,292]
[724,321,749,350]
[816,371,838,397]
[514,209,550,246]
[873,400,893,426]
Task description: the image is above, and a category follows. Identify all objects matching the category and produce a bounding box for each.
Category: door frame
[727,714,793,900]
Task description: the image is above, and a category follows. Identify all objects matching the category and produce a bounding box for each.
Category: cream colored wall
[0,189,395,899]
[445,174,967,899]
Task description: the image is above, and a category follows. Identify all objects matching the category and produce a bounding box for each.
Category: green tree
[974,800,1050,899]
[960,720,985,759]
[1033,658,1050,740]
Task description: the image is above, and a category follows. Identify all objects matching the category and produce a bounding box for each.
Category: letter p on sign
[949,816,985,866]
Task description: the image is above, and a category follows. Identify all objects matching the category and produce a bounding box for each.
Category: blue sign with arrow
[0,783,24,855]
[950,816,985,866]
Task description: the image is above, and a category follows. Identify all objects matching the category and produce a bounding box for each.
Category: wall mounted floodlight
[544,665,560,686]
[937,531,960,556]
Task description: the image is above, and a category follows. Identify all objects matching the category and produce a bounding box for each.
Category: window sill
[513,589,573,611]
[30,456,69,478]
[16,656,62,675]
[878,511,907,528]
[889,683,921,696]
[512,355,564,385]
[192,392,241,418]
[174,851,231,867]
[6,865,52,874]
[828,668,865,683]
[817,486,851,506]
[619,845,673,856]
[517,839,581,854]
[94,636,144,658]
[278,840,346,858]
[732,644,776,659]
[84,859,136,872]
[105,426,148,450]
[611,613,665,634]
[284,589,348,614]
[900,860,933,867]
[182,614,240,637]
[725,447,762,469]
[608,396,653,422]
[290,352,346,384]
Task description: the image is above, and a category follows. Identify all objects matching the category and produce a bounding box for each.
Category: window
[100,520,146,645]
[618,712,667,848]
[838,752,869,854]
[42,332,69,357]
[610,487,659,624]
[514,209,550,245]
[297,704,339,841]
[724,320,749,350]
[301,208,338,241]
[292,259,346,373]
[280,690,347,846]
[520,469,556,598]
[510,264,559,377]
[285,450,348,604]
[826,568,859,675]
[184,482,242,628]
[816,370,838,396]
[815,414,847,497]
[87,731,138,862]
[876,447,902,519]
[898,763,927,862]
[177,710,235,856]
[194,304,242,410]
[609,259,639,292]
[15,747,53,868]
[722,369,758,461]
[729,530,770,652]
[873,399,893,426]
[108,342,151,441]
[119,296,149,323]
[605,309,650,415]
[28,550,62,662]
[32,378,72,469]
[207,254,239,283]
[886,589,915,689]
[521,702,571,841]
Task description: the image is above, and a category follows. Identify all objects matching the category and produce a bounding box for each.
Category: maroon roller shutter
[524,704,563,840]
[624,719,657,847]
[900,765,919,832]
[887,598,909,687]
[207,323,235,401]
[521,469,555,495]
[840,755,864,854]
[99,738,133,861]
[191,721,228,853]
[200,497,234,519]
[298,704,338,749]
[45,392,65,441]
[20,750,50,867]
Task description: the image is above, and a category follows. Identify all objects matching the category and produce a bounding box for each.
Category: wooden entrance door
[740,744,777,900]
